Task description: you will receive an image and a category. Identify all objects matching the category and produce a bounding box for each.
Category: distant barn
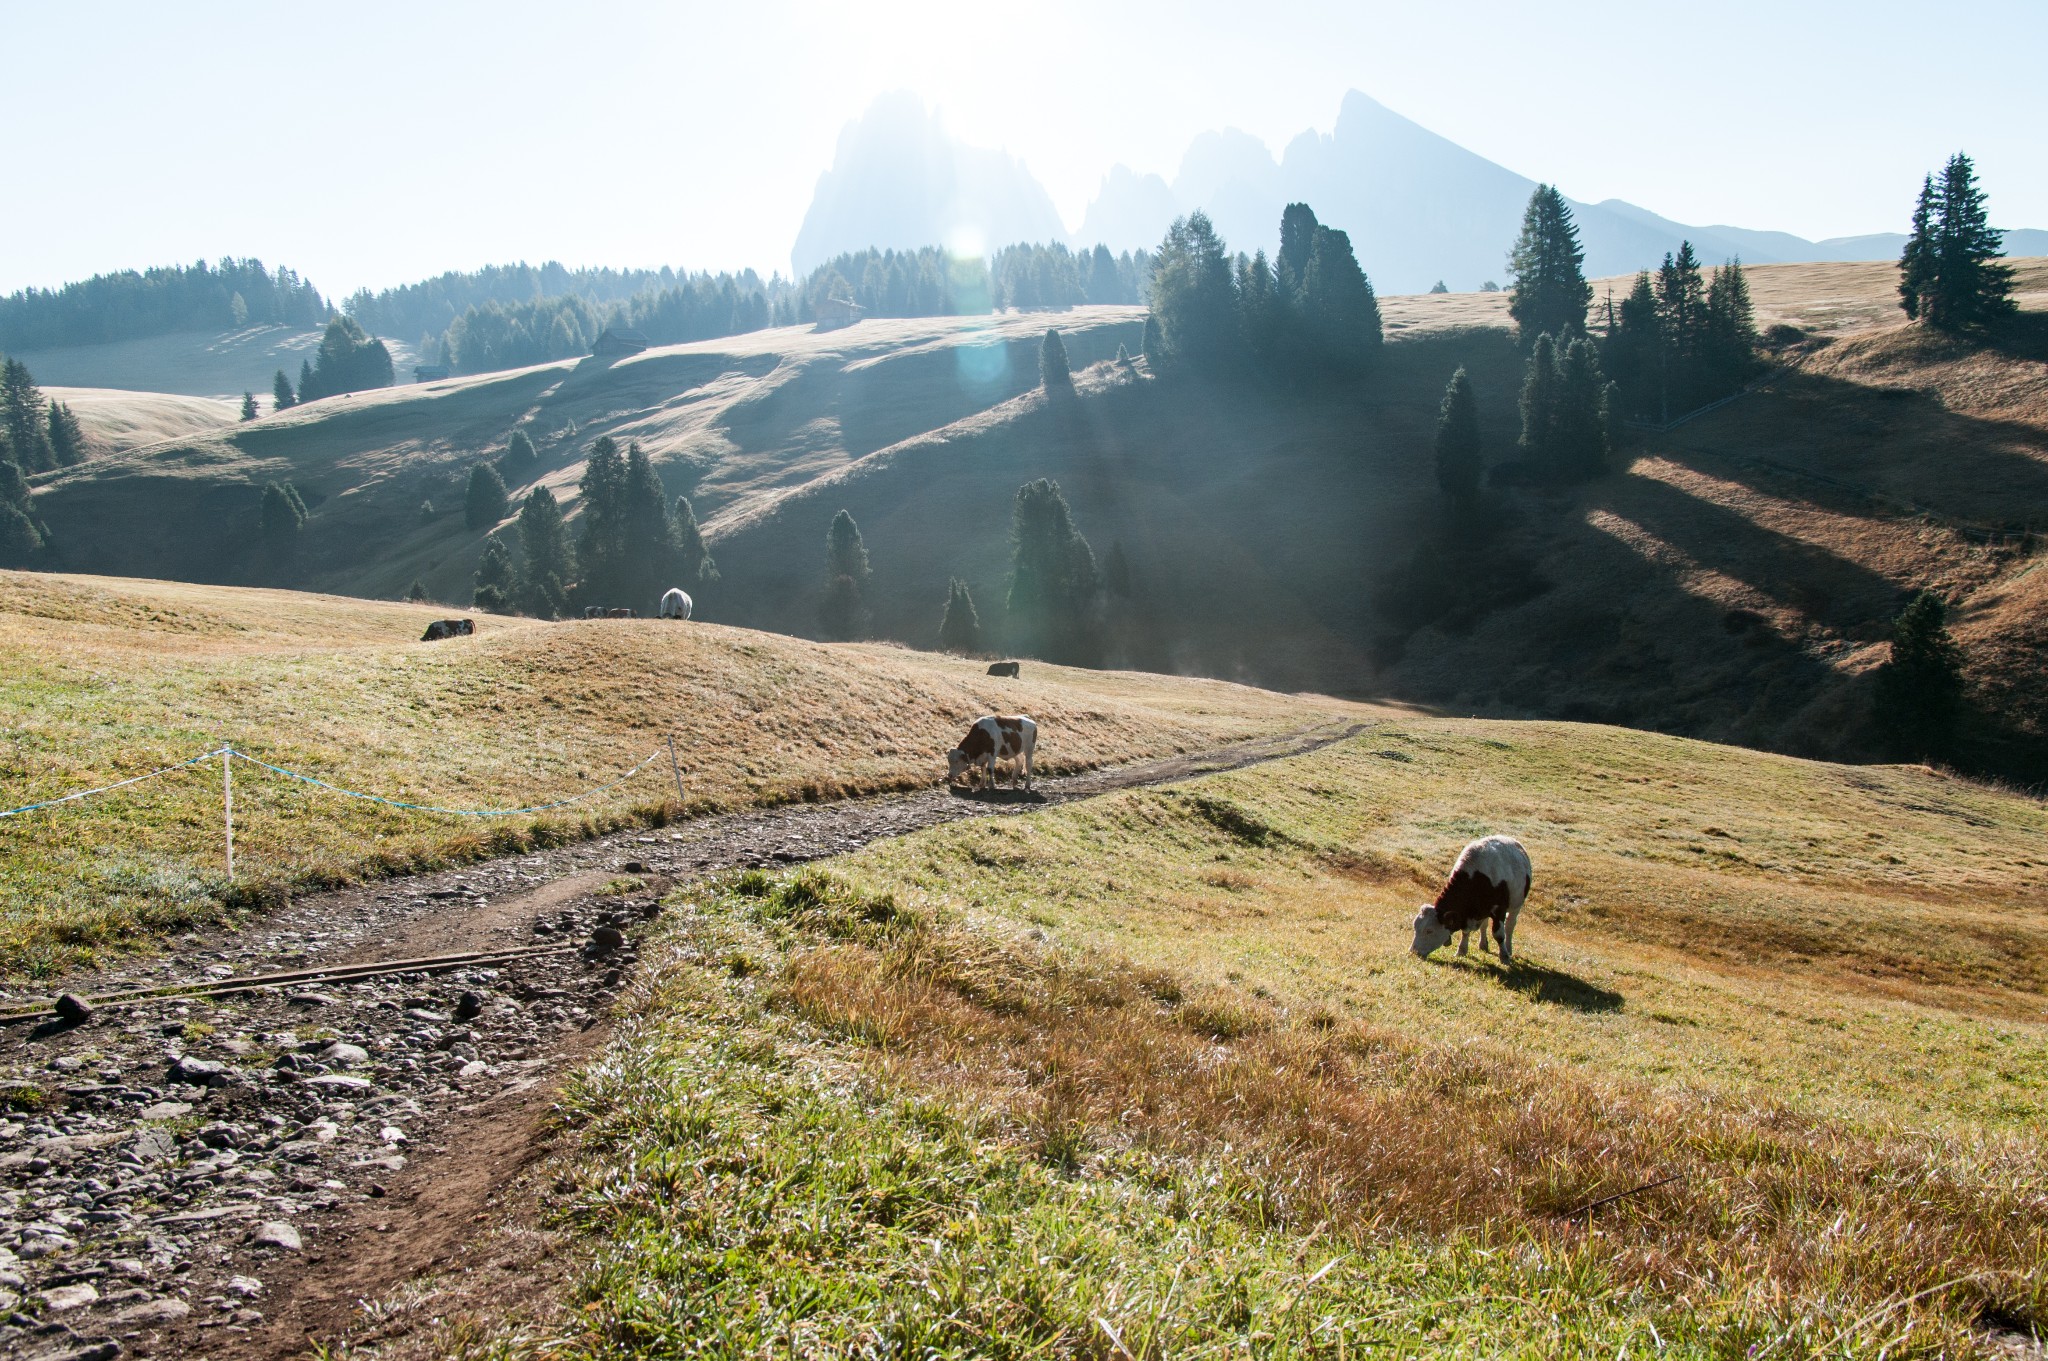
[815,296,865,331]
[412,363,450,382]
[591,327,651,358]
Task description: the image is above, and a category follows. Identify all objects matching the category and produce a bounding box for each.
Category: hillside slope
[10,324,414,401]
[0,570,1362,971]
[24,310,1141,605]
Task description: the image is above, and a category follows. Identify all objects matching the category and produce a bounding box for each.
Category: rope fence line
[0,737,682,874]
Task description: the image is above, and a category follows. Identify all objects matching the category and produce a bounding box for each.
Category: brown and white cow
[946,715,1037,790]
[1410,836,1532,964]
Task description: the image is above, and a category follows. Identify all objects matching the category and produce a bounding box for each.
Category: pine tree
[1898,176,1938,322]
[938,578,981,653]
[406,578,429,603]
[1103,541,1133,599]
[0,358,54,473]
[1299,225,1382,373]
[515,486,574,618]
[1148,212,1238,373]
[1507,186,1592,345]
[1429,281,1449,294]
[1434,367,1483,504]
[1604,272,1664,420]
[1875,590,1966,754]
[503,429,538,478]
[669,494,717,589]
[259,480,306,554]
[575,436,629,606]
[298,358,314,405]
[46,401,85,465]
[1517,333,1558,467]
[1276,203,1320,303]
[1007,478,1100,664]
[241,392,259,422]
[820,509,870,640]
[472,533,517,613]
[273,369,296,411]
[1703,259,1759,395]
[1655,243,1709,407]
[464,462,509,530]
[299,315,396,401]
[0,456,44,563]
[1549,337,1612,480]
[1040,327,1071,390]
[1140,313,1161,363]
[1236,250,1281,369]
[1903,153,2017,333]
[619,443,675,605]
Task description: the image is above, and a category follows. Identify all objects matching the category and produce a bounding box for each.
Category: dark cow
[584,606,606,620]
[607,607,634,619]
[420,618,475,642]
[986,660,1021,678]
[947,714,1037,790]
[1410,836,1533,964]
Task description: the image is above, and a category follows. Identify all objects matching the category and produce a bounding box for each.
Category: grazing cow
[660,588,693,620]
[420,618,474,642]
[986,660,1021,678]
[947,715,1037,791]
[607,607,634,619]
[1411,836,1532,964]
[584,606,606,620]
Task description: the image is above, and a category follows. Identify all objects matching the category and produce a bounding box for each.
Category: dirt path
[0,720,1368,1358]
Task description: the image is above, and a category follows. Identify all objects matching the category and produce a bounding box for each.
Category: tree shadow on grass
[1427,953,1625,1012]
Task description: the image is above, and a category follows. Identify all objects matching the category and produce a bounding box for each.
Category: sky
[3,0,2043,300]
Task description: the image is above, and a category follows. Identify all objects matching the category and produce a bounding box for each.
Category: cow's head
[946,748,974,784]
[1410,904,1452,958]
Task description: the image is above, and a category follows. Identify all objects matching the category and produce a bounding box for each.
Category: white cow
[659,588,693,620]
[1410,836,1533,964]
[946,715,1037,791]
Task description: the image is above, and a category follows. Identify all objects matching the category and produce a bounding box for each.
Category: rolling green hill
[20,264,2048,780]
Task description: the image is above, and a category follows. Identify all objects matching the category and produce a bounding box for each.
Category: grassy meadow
[446,721,2048,1358]
[0,571,1360,975]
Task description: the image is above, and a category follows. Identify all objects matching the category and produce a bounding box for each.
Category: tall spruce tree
[298,315,395,401]
[1604,271,1665,421]
[1549,337,1612,480]
[1236,250,1281,368]
[1875,590,1966,755]
[575,435,629,606]
[820,509,870,640]
[0,358,54,473]
[1148,212,1238,373]
[46,401,85,465]
[1006,478,1100,664]
[1655,243,1710,408]
[1703,259,1759,395]
[1517,333,1558,468]
[1900,152,2016,333]
[0,456,44,563]
[1434,367,1483,504]
[240,392,258,422]
[464,462,509,530]
[472,533,516,613]
[1898,176,1939,322]
[1506,186,1591,345]
[1276,202,1320,302]
[272,369,296,411]
[1040,327,1072,390]
[620,443,673,600]
[669,494,716,590]
[938,578,981,654]
[515,486,573,618]
[1299,225,1382,373]
[259,480,306,555]
[502,428,538,478]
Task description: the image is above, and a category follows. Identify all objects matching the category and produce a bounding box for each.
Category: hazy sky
[4,0,2042,299]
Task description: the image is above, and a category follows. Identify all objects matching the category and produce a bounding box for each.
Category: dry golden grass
[42,387,240,453]
[0,570,1363,974]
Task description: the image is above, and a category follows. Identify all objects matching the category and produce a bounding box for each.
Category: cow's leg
[1501,907,1518,965]
[1457,925,1471,957]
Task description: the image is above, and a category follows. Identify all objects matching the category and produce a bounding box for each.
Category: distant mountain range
[795,91,2048,294]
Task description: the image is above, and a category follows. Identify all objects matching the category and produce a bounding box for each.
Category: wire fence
[0,738,683,875]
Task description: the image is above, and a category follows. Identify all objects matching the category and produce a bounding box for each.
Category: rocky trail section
[0,720,1366,1359]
